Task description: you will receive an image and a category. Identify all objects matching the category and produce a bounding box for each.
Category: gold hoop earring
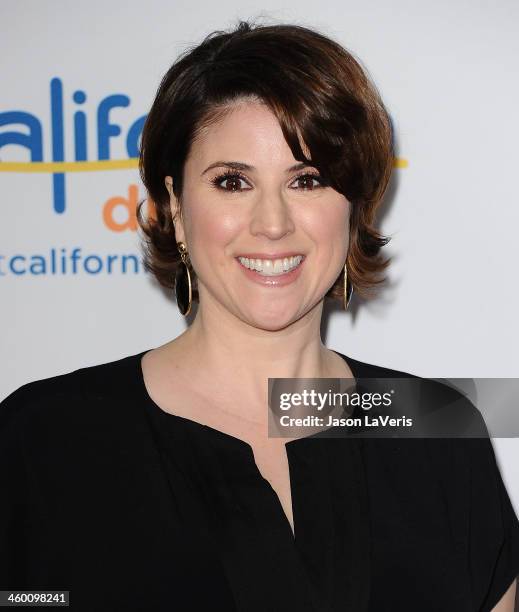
[344,263,353,310]
[175,242,192,316]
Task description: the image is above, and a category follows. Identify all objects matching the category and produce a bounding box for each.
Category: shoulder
[342,356,519,607]
[0,351,143,434]
[336,351,488,438]
[334,350,419,380]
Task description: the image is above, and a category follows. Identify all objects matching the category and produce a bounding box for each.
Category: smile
[237,255,304,277]
[235,254,306,287]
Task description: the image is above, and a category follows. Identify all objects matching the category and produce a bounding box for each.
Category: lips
[235,254,306,287]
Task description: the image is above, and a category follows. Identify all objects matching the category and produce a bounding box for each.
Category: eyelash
[210,169,327,192]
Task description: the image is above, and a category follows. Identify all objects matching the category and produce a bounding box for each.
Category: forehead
[187,100,310,168]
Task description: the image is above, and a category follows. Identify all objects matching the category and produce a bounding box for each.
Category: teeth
[238,255,304,276]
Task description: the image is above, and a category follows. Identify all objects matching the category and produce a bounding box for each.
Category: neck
[165,291,347,415]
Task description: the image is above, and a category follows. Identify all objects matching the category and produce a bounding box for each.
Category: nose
[249,190,296,240]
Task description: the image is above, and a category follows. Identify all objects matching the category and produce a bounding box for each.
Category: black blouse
[1,348,518,612]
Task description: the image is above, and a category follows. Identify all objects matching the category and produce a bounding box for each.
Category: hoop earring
[175,242,192,316]
[344,263,353,310]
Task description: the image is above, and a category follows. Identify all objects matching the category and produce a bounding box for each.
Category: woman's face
[166,99,350,331]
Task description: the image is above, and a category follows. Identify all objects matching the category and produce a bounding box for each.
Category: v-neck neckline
[134,347,366,540]
[135,347,363,533]
[130,347,371,611]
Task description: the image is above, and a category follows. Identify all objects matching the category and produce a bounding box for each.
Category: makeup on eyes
[209,169,328,192]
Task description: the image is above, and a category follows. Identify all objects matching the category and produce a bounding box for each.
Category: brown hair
[137,19,394,303]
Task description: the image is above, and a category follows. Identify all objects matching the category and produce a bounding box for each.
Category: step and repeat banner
[1,1,518,507]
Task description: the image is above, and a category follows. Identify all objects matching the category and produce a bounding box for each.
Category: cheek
[185,204,242,266]
[196,210,241,242]
[302,199,350,251]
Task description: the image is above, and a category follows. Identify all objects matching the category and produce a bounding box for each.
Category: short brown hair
[137,19,394,303]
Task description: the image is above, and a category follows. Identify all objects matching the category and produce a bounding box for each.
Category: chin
[256,321,293,332]
[244,308,302,332]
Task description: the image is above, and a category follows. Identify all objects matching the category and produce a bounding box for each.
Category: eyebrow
[200,161,313,176]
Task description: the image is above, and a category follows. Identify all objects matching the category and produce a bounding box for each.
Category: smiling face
[166,99,351,331]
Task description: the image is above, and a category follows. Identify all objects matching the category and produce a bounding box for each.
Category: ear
[164,176,186,244]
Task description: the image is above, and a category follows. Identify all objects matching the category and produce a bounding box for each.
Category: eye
[290,172,326,191]
[210,171,251,193]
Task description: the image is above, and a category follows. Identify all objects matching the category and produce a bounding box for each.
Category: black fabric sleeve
[0,385,30,588]
[470,433,519,611]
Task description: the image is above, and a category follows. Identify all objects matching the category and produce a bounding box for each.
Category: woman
[1,20,518,612]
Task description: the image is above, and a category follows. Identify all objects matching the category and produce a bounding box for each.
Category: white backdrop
[1,0,518,509]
